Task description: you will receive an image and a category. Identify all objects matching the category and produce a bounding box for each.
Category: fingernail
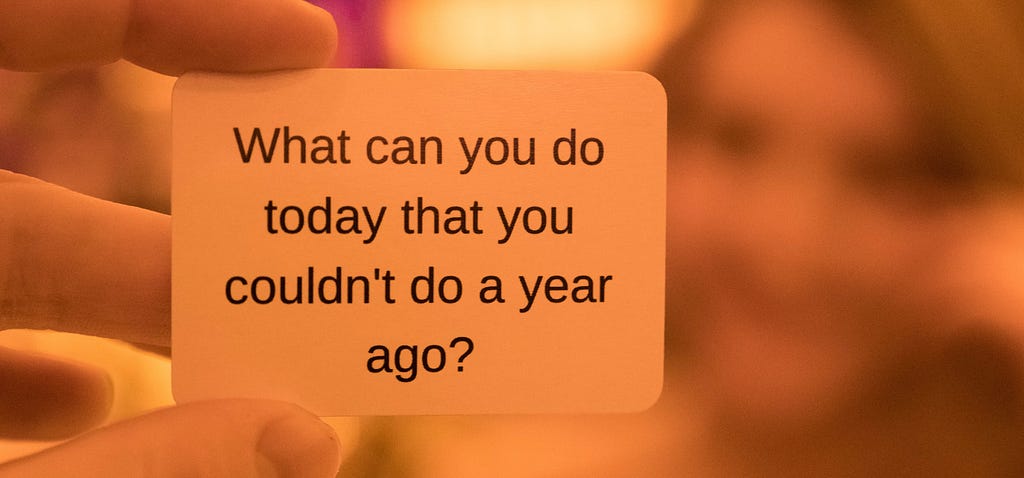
[257,411,341,478]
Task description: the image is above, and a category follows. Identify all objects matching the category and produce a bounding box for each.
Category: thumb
[0,399,341,478]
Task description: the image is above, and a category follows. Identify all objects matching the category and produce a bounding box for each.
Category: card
[171,69,665,415]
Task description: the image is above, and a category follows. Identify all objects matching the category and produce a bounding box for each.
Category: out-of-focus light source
[384,0,694,70]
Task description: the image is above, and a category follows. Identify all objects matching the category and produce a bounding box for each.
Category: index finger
[0,0,337,75]
[0,171,170,346]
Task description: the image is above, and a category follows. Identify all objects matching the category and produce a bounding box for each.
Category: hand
[0,1,342,476]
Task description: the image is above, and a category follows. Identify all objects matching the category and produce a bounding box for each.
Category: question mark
[449,337,474,372]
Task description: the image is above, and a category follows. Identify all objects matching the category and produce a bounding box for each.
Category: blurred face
[668,0,969,428]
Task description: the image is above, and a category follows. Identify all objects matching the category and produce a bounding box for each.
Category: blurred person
[10,1,1024,477]
[657,0,1024,476]
[0,0,343,477]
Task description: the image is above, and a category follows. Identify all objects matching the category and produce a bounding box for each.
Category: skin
[0,0,343,476]
[668,0,1023,434]
[5,0,1021,475]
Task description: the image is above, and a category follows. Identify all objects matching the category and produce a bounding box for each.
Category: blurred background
[0,0,695,475]
[5,0,1024,476]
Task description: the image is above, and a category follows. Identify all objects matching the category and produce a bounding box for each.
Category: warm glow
[384,0,694,69]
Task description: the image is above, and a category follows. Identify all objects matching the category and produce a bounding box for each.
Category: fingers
[0,346,112,440]
[130,342,172,358]
[0,400,342,478]
[125,0,337,75]
[0,170,170,346]
[0,0,337,75]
